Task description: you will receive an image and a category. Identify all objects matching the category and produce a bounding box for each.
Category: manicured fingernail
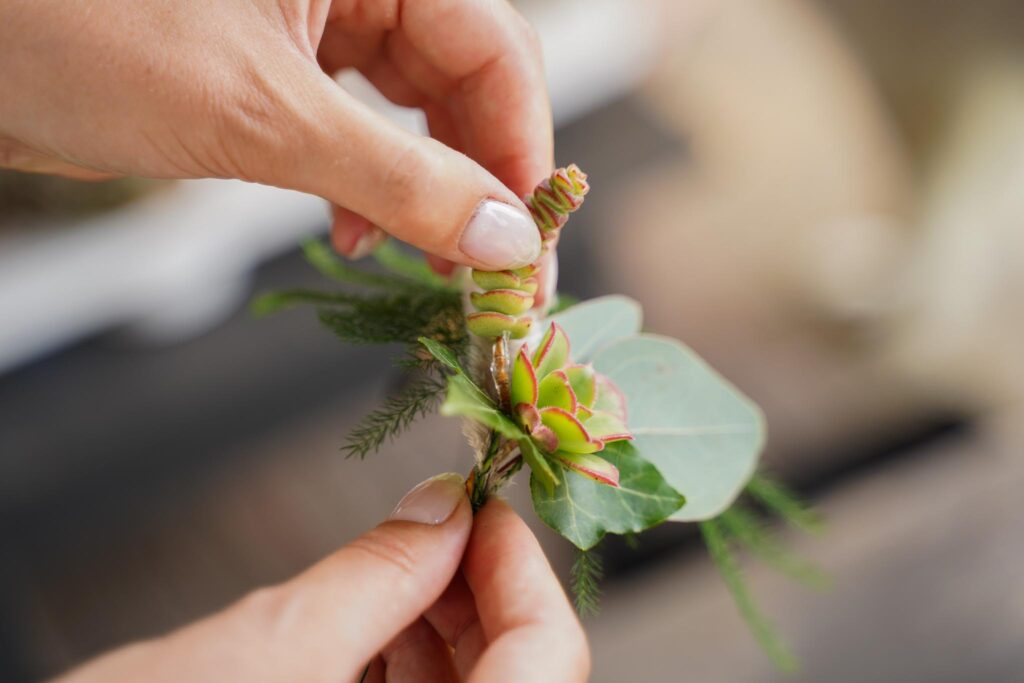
[389,473,465,525]
[459,200,541,269]
[347,226,387,260]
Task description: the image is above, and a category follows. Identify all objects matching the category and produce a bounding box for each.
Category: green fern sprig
[317,289,463,346]
[342,373,447,459]
[746,474,824,535]
[701,518,799,673]
[570,546,604,618]
[718,505,829,589]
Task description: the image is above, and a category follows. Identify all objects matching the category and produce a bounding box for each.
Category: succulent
[466,165,590,340]
[511,322,632,486]
[465,263,539,339]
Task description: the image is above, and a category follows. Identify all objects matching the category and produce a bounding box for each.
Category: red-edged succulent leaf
[470,289,534,315]
[576,404,594,421]
[519,277,539,295]
[593,374,628,421]
[537,370,578,413]
[583,410,633,444]
[532,322,570,379]
[511,347,538,408]
[472,269,520,290]
[517,403,559,452]
[531,424,560,453]
[564,364,596,408]
[540,407,602,454]
[466,312,532,339]
[555,452,620,487]
[513,263,539,278]
[516,402,542,432]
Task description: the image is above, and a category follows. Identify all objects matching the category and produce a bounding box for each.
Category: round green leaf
[592,335,765,521]
[531,441,686,550]
[546,295,643,362]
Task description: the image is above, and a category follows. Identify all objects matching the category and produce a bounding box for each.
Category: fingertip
[427,253,456,276]
[458,199,542,270]
[330,207,386,260]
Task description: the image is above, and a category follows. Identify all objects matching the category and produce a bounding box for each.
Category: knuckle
[346,529,420,584]
[204,59,305,183]
[519,19,543,56]
[378,139,431,226]
[233,584,301,639]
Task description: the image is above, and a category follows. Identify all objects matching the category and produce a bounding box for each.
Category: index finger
[399,0,554,195]
[442,499,590,683]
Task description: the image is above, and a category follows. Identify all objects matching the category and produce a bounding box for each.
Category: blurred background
[2,0,1023,680]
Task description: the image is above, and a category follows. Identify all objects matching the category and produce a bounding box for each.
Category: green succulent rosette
[511,322,631,486]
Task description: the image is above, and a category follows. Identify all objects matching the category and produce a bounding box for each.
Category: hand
[0,0,552,271]
[54,474,589,683]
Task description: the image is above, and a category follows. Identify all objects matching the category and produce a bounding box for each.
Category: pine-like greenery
[342,373,447,459]
[697,473,826,672]
[570,546,604,617]
[701,518,799,673]
[746,474,824,535]
[252,239,468,459]
[718,505,829,589]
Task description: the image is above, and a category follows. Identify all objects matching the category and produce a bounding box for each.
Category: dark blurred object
[0,170,165,219]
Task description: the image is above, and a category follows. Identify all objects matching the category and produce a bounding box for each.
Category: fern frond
[746,474,823,535]
[701,519,798,673]
[342,374,446,459]
[570,546,604,617]
[719,506,829,589]
[317,290,464,346]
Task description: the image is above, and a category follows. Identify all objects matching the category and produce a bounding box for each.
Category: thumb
[210,473,470,682]
[262,68,541,270]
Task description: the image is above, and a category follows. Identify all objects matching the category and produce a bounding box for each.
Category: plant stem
[491,334,511,412]
[469,431,501,510]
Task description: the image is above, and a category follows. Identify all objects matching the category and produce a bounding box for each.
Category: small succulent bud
[527,164,590,239]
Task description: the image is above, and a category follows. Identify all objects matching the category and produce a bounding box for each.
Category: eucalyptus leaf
[593,335,765,521]
[546,295,643,362]
[530,441,686,550]
[440,374,523,440]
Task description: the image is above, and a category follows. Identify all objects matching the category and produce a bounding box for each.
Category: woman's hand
[54,474,589,683]
[0,0,552,271]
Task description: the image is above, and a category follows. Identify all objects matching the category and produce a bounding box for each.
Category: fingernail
[347,226,387,260]
[389,473,465,525]
[459,200,541,269]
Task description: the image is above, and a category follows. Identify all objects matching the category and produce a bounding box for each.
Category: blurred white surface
[0,181,325,372]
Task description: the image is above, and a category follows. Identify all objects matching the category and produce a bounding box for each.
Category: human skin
[54,477,589,683]
[0,0,554,272]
